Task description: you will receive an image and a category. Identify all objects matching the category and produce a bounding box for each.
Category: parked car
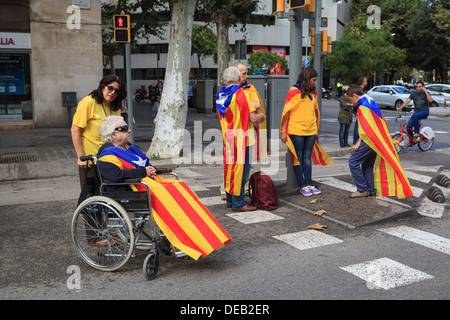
[427,90,450,108]
[366,85,414,110]
[425,84,450,98]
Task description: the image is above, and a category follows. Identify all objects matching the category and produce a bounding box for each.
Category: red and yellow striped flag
[357,96,413,198]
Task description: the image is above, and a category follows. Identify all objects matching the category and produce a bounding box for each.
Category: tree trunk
[216,12,230,88]
[146,0,197,159]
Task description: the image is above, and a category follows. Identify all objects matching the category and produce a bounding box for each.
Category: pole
[286,8,303,189]
[125,42,134,144]
[313,0,322,114]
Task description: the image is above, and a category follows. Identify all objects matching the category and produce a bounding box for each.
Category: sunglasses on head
[107,85,120,94]
[114,125,129,132]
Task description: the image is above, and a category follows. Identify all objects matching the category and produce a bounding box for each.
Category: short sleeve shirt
[408,90,429,113]
[72,95,121,156]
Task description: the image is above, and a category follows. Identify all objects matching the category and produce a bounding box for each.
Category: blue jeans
[339,122,350,147]
[407,110,429,137]
[349,141,377,195]
[290,135,316,188]
[226,146,252,209]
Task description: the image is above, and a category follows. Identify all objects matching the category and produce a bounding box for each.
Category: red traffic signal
[113,15,129,29]
[113,15,130,43]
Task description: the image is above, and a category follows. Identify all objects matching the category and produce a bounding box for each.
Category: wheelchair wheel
[71,196,135,272]
[143,251,159,280]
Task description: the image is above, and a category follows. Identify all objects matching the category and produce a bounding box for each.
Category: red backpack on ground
[249,171,279,211]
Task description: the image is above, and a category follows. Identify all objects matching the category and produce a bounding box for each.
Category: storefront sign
[0,32,31,49]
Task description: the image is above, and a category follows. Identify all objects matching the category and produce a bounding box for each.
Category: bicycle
[391,111,435,152]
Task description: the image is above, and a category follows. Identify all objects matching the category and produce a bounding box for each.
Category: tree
[247,51,288,74]
[191,24,218,79]
[101,0,168,74]
[197,0,260,87]
[146,0,197,159]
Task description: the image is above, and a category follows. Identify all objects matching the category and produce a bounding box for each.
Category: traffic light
[113,14,130,43]
[304,0,315,13]
[272,0,285,14]
[289,0,310,10]
[321,29,327,52]
[310,27,314,54]
[327,35,332,54]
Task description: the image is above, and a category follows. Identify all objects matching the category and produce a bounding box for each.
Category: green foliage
[248,51,288,74]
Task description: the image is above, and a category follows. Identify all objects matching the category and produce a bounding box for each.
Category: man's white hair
[223,66,240,83]
[99,115,124,143]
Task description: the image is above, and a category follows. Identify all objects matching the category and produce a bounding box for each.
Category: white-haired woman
[97,116,156,191]
[215,67,265,212]
[96,116,232,260]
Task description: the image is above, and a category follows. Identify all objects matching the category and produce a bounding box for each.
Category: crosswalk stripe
[404,170,432,183]
[226,210,284,224]
[378,226,450,254]
[273,230,343,251]
[340,257,434,290]
[199,196,225,206]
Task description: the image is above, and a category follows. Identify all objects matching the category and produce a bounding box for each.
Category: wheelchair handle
[155,168,173,174]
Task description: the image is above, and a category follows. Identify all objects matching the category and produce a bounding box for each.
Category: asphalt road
[1,100,449,308]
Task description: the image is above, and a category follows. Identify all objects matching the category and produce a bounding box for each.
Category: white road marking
[340,257,434,290]
[226,210,284,224]
[404,171,432,183]
[378,226,450,255]
[273,230,343,251]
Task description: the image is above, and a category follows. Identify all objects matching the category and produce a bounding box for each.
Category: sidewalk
[1,103,449,182]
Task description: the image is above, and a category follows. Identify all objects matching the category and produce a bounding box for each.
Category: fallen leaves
[308,223,328,231]
[309,199,318,204]
[313,209,327,216]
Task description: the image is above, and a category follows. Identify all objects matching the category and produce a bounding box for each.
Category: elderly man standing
[235,62,268,161]
[216,66,266,211]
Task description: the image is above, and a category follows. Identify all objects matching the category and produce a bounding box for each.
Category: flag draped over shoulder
[240,81,267,161]
[216,84,249,196]
[356,95,413,198]
[98,145,232,260]
[281,85,333,167]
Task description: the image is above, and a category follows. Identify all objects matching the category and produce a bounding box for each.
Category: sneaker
[349,190,370,198]
[308,186,321,195]
[300,186,313,197]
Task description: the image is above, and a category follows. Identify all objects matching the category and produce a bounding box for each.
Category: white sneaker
[308,186,321,195]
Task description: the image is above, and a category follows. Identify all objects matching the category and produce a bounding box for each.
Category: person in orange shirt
[280,68,322,197]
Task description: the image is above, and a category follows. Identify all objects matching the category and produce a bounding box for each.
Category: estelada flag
[98,145,232,260]
[281,85,333,167]
[240,81,267,161]
[216,84,251,196]
[356,95,413,198]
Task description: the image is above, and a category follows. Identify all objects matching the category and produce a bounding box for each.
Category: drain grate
[0,146,39,163]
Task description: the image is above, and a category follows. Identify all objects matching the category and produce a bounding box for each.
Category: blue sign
[304,58,310,67]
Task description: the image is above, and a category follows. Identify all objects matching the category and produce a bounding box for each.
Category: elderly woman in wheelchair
[71,115,231,280]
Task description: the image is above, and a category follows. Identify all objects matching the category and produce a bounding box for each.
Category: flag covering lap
[98,145,232,260]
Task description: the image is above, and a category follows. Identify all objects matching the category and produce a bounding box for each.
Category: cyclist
[397,80,432,147]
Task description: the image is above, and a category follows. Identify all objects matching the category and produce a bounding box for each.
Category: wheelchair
[71,155,185,280]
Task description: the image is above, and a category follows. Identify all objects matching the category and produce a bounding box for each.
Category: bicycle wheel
[391,133,403,153]
[72,196,135,272]
[418,136,434,151]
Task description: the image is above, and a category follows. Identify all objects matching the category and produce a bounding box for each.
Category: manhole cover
[0,146,38,163]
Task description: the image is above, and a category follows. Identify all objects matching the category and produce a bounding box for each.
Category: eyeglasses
[107,85,120,94]
[114,125,129,132]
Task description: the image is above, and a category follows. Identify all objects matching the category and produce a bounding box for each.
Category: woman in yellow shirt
[280,68,321,197]
[71,74,125,188]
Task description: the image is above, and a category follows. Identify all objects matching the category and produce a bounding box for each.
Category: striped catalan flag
[216,85,250,196]
[357,95,413,198]
[281,85,333,167]
[98,145,232,260]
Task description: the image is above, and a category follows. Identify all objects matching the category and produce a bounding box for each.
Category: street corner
[277,183,416,230]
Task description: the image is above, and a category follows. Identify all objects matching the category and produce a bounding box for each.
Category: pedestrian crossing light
[289,0,310,10]
[113,14,130,43]
[272,0,285,14]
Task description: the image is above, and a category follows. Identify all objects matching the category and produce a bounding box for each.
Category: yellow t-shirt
[286,92,319,136]
[72,95,121,156]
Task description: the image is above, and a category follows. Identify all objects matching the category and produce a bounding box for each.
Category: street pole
[313,0,322,114]
[125,42,134,144]
[286,8,303,189]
